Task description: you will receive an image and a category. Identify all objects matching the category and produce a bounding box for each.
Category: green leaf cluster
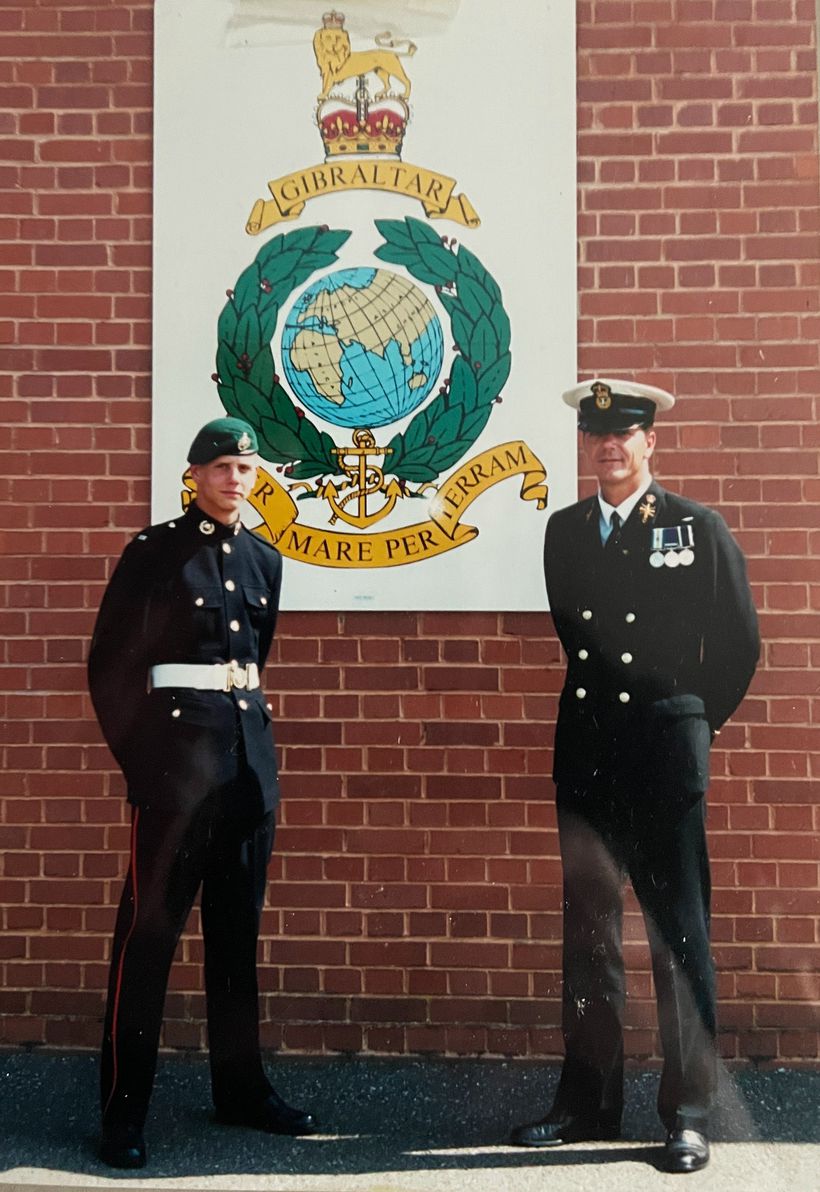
[216,225,350,478]
[376,218,512,483]
[216,218,511,487]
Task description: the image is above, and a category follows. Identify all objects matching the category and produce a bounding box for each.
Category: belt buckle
[228,661,247,690]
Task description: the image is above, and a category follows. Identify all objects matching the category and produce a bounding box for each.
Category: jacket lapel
[618,479,666,546]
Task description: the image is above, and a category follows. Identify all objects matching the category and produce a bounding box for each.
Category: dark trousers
[100,791,276,1130]
[553,786,716,1133]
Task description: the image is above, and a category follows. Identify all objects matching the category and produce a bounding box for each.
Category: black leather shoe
[663,1128,710,1173]
[98,1123,146,1169]
[510,1112,620,1147]
[215,1090,319,1136]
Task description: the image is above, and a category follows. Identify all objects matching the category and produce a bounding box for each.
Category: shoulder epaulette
[243,525,281,553]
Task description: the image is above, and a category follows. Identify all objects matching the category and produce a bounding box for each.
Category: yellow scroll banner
[247,159,479,234]
[184,441,547,569]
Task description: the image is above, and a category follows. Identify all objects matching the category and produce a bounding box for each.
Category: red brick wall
[1,0,818,1064]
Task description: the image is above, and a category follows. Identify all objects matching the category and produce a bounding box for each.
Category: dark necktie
[604,510,622,551]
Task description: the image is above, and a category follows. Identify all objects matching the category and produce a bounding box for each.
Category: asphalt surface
[0,1051,817,1191]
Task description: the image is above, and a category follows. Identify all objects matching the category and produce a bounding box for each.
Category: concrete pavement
[0,1052,817,1191]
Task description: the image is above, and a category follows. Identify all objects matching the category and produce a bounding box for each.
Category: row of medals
[649,524,695,569]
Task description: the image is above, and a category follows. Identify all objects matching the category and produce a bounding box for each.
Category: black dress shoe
[98,1123,146,1169]
[215,1090,319,1136]
[510,1112,620,1148]
[663,1128,710,1173]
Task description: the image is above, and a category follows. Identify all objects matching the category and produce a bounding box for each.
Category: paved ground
[0,1052,817,1192]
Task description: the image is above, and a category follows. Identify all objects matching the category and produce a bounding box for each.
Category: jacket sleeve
[543,511,575,655]
[87,538,156,772]
[701,511,760,731]
[256,549,283,673]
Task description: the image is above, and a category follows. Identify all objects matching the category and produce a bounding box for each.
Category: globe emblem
[280,266,444,430]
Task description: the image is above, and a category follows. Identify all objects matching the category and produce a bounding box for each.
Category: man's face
[582,425,656,491]
[190,454,258,522]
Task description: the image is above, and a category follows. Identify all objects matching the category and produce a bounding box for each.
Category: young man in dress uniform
[88,417,318,1169]
[510,380,759,1173]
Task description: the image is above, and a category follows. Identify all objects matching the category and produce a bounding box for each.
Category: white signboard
[153,0,577,609]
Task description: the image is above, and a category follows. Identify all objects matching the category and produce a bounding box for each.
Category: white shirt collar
[598,479,653,529]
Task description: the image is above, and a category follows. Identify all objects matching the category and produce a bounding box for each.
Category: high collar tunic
[88,502,283,815]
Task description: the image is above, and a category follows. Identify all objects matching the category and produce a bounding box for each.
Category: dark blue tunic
[89,500,283,816]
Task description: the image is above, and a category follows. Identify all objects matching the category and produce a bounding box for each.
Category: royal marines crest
[184,11,548,570]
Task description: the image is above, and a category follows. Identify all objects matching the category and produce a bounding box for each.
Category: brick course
[0,1,818,1064]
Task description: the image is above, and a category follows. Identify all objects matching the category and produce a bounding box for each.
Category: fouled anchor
[295,428,406,529]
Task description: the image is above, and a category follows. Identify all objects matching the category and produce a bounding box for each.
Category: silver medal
[664,551,680,568]
[649,551,664,568]
[199,520,215,536]
[679,548,694,566]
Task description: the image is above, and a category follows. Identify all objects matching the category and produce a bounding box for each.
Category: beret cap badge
[187,417,259,465]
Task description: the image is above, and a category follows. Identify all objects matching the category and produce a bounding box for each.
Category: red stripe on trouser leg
[103,807,140,1117]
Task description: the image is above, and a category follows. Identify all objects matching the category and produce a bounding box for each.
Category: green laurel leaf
[477,354,512,405]
[374,218,415,248]
[216,225,351,479]
[405,216,444,247]
[234,263,261,313]
[457,275,493,320]
[217,219,512,491]
[372,217,512,482]
[469,313,497,367]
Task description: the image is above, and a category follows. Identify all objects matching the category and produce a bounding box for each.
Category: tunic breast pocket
[188,588,225,646]
[243,584,272,628]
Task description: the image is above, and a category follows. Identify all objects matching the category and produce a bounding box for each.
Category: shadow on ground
[1,1052,818,1181]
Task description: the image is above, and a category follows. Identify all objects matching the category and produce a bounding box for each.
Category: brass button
[229,619,240,631]
[621,652,633,664]
[576,688,586,699]
[225,580,236,592]
[625,612,636,623]
[582,610,592,621]
[578,649,589,660]
[619,692,630,703]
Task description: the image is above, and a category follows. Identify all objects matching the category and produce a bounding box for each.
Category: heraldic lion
[313,26,416,100]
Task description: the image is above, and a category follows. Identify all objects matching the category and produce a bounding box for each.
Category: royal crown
[322,10,346,28]
[318,97,409,159]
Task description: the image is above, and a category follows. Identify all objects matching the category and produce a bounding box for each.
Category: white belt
[149,662,260,692]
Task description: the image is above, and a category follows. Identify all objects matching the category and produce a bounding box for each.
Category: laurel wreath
[214,218,511,485]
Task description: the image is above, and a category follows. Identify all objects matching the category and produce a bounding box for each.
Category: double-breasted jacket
[544,481,759,798]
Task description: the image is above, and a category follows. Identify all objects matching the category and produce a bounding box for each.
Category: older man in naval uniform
[88,418,318,1169]
[510,380,759,1173]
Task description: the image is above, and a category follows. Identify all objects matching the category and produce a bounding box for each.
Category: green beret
[187,417,259,465]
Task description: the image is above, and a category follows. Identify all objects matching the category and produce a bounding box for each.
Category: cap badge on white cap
[592,381,612,410]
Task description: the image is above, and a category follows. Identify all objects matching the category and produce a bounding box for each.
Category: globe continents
[280,267,444,429]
